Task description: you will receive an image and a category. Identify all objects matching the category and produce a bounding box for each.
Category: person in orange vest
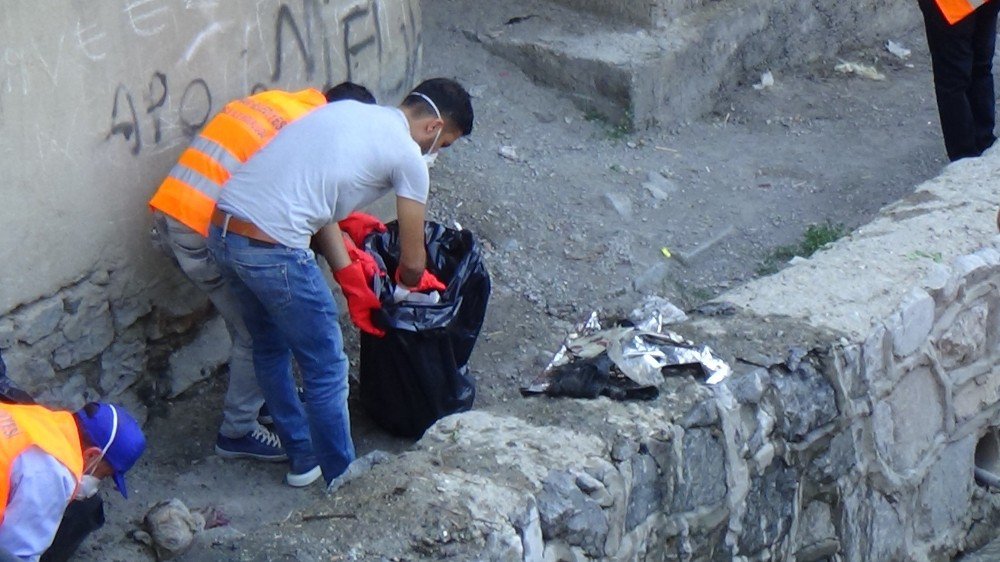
[0,401,145,561]
[918,0,1000,161]
[148,83,376,465]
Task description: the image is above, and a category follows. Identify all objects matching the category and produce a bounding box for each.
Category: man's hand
[333,262,386,337]
[395,197,428,286]
[395,269,446,292]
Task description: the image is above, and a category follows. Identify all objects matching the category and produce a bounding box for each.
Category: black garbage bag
[359,221,490,438]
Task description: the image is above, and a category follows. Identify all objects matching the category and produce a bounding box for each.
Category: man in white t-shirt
[207,78,474,488]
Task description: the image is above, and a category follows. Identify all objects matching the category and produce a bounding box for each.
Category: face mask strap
[409,92,444,155]
[87,405,118,474]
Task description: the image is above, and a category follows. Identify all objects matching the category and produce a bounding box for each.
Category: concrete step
[463,0,919,129]
[545,0,711,28]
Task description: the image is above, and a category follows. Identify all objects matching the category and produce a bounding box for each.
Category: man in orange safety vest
[147,82,376,467]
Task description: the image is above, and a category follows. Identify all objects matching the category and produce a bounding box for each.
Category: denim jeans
[207,225,356,483]
[152,213,262,439]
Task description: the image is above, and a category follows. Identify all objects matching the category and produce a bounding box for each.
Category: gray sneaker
[215,425,287,462]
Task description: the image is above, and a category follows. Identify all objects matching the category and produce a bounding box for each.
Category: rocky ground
[76,2,960,560]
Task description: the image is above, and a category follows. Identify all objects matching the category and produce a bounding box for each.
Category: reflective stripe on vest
[149,88,327,236]
[935,0,989,24]
[0,405,83,523]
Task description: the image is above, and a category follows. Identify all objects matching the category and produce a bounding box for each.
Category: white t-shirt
[216,100,429,248]
[0,447,77,561]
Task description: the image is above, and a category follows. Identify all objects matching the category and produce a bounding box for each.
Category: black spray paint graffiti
[271,0,419,100]
[106,73,212,156]
[107,0,418,156]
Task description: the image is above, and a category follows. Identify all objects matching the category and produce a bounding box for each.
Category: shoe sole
[214,445,288,463]
[286,465,322,487]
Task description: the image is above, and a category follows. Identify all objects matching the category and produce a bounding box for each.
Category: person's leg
[278,252,356,483]
[209,228,318,477]
[160,216,277,451]
[218,232,355,484]
[969,1,1000,152]
[919,0,979,160]
[38,495,104,562]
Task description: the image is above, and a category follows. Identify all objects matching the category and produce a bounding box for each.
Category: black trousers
[918,0,1000,161]
[39,495,105,562]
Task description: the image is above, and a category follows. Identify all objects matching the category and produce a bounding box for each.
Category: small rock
[498,145,519,161]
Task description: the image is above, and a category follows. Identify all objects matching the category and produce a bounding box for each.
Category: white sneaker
[286,465,322,487]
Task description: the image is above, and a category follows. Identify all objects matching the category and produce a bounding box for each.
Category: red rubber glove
[395,268,447,293]
[341,233,384,282]
[338,212,387,246]
[333,261,385,337]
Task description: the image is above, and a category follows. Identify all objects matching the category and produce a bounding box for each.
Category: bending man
[208,78,474,487]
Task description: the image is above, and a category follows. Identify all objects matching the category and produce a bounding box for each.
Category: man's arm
[312,223,352,271]
[395,197,427,287]
[0,448,77,561]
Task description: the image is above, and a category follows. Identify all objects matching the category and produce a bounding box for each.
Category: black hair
[402,78,474,136]
[324,82,377,104]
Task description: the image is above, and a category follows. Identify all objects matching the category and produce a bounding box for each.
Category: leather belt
[211,209,280,246]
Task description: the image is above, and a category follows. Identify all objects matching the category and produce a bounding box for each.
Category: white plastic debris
[498,145,519,161]
[752,71,775,91]
[885,40,911,60]
[834,61,885,81]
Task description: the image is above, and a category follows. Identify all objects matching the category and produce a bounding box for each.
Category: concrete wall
[0,0,420,409]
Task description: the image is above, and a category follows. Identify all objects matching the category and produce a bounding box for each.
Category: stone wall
[234,153,1000,559]
[0,0,420,412]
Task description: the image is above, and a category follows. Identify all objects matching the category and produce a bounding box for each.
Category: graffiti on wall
[106,0,420,156]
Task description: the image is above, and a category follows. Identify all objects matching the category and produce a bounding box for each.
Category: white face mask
[74,475,102,500]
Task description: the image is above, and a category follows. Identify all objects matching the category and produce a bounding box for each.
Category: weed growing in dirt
[757,221,847,275]
[584,108,634,140]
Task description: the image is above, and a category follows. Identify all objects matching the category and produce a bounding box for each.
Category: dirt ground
[76,2,955,560]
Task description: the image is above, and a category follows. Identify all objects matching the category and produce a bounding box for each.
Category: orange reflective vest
[935,0,990,23]
[0,404,83,522]
[149,88,328,236]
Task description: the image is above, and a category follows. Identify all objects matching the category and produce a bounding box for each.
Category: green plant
[757,220,847,275]
[584,108,634,141]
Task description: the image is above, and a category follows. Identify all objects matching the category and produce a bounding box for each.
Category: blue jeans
[208,226,355,483]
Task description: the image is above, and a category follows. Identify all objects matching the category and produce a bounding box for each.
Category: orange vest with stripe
[935,0,990,23]
[0,404,83,522]
[149,88,328,236]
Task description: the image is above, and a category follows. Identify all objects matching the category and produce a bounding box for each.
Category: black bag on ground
[359,221,490,438]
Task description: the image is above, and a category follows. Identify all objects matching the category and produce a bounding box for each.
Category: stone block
[625,453,662,532]
[724,367,769,404]
[915,436,975,542]
[936,303,989,369]
[738,460,797,556]
[671,428,727,512]
[793,501,839,562]
[0,319,14,349]
[862,324,893,397]
[889,289,935,358]
[882,366,945,470]
[953,362,1000,424]
[14,297,64,345]
[772,364,838,442]
[842,489,904,562]
[1,348,56,396]
[537,470,609,558]
[100,330,147,397]
[52,307,115,370]
[166,315,231,398]
[953,254,992,288]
